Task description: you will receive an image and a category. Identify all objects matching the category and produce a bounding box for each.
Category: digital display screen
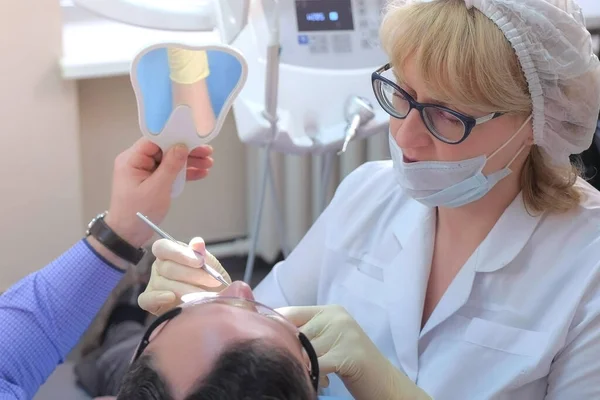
[295,0,354,32]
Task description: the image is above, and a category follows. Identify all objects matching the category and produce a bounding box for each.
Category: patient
[80,282,319,400]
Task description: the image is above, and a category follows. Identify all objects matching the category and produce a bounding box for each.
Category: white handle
[171,160,187,198]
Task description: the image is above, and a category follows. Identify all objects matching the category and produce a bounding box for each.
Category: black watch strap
[87,212,146,265]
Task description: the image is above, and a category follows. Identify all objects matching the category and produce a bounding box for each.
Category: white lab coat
[254,161,600,400]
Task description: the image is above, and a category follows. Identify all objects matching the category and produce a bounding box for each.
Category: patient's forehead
[146,301,306,398]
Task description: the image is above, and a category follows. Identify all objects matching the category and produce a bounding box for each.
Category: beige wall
[0,0,82,291]
[0,4,247,291]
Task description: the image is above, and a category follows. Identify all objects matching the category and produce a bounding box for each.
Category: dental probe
[136,212,230,287]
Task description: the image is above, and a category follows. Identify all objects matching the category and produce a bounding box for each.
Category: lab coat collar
[391,198,433,249]
[419,193,542,338]
[392,193,543,273]
[475,192,542,273]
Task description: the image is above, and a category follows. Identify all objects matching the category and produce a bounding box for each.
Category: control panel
[278,0,388,69]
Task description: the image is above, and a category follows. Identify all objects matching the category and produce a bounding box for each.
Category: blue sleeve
[0,240,125,399]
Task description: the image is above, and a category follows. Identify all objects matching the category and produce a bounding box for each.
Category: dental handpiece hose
[264,0,280,122]
[263,0,289,257]
[244,0,288,283]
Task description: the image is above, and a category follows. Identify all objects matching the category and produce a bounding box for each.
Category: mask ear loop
[488,115,533,164]
[505,142,529,168]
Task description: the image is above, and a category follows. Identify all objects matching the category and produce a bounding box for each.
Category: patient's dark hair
[116,339,316,400]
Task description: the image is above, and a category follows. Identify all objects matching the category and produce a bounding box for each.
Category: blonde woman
[167,48,216,136]
[141,0,600,399]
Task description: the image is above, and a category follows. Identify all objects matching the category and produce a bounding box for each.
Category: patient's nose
[220,281,255,301]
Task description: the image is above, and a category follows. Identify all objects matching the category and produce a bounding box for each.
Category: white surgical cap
[387,0,600,165]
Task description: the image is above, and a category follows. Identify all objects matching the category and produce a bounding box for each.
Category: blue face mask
[389,115,532,208]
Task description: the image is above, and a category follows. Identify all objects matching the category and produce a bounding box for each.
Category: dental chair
[34,363,92,400]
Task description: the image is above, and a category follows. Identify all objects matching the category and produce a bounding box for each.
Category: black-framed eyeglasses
[371,63,504,144]
[131,295,320,393]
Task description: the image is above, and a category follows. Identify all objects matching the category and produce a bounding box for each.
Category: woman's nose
[219,281,255,301]
[392,109,431,148]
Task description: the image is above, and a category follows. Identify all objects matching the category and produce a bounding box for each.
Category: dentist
[139,0,600,399]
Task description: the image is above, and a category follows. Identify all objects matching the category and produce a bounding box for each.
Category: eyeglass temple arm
[375,63,391,74]
[475,112,504,125]
[298,332,320,392]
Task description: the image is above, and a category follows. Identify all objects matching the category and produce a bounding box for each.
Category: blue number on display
[306,12,326,22]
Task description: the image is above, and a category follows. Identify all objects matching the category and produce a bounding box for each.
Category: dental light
[71,0,249,43]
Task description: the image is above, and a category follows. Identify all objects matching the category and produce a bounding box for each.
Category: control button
[298,35,309,45]
[309,35,329,54]
[332,34,352,53]
[356,0,367,16]
[359,19,369,28]
[361,30,376,49]
[310,45,329,54]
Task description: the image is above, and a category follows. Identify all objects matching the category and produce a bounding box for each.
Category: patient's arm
[0,240,123,399]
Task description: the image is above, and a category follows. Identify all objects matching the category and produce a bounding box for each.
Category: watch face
[86,211,107,235]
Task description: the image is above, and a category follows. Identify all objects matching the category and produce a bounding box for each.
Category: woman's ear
[525,134,534,146]
[523,116,534,146]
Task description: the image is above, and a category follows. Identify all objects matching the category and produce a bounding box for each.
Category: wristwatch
[86,211,146,265]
